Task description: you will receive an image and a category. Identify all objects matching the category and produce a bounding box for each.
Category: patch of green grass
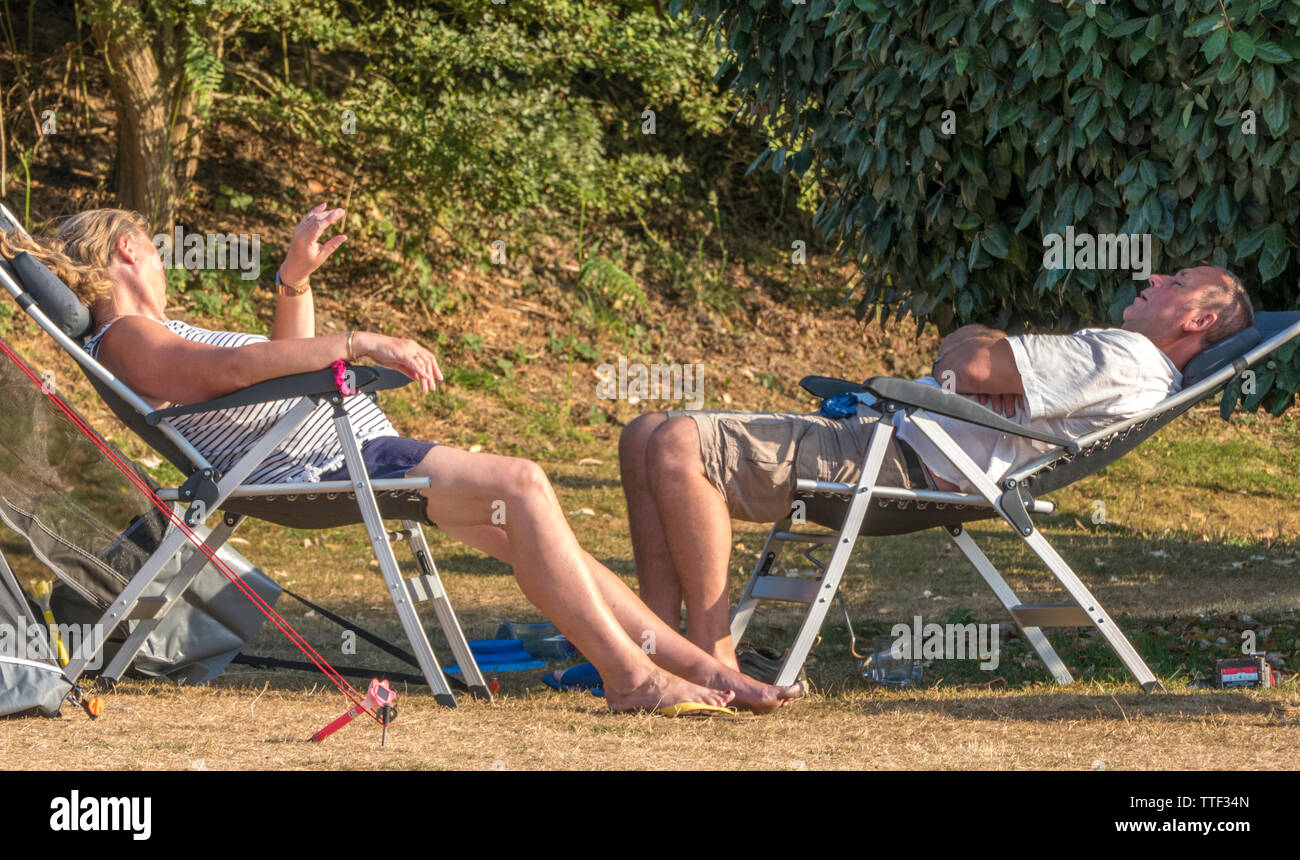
[447,365,499,392]
[494,389,595,458]
[1109,433,1300,497]
[572,339,600,361]
[376,389,421,423]
[755,371,788,396]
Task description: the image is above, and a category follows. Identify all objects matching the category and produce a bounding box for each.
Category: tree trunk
[89,1,236,230]
[92,3,176,229]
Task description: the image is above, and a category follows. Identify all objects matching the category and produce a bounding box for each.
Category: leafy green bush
[685,0,1300,414]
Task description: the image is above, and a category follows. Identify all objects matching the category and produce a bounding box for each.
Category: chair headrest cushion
[10,251,94,341]
[1181,309,1300,387]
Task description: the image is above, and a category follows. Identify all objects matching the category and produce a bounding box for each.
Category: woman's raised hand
[280,204,348,285]
[355,332,445,394]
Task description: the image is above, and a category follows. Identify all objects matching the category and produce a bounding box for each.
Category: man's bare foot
[685,630,740,672]
[698,641,739,672]
[603,665,735,714]
[713,648,740,672]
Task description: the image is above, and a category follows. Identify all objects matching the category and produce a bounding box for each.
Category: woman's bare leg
[440,523,801,713]
[406,445,733,712]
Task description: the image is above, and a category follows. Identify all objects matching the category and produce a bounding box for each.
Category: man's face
[1120,266,1223,339]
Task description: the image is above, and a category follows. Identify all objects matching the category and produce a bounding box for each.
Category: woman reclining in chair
[2,205,801,715]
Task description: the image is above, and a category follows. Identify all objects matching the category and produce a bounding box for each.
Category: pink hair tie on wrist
[332,359,357,397]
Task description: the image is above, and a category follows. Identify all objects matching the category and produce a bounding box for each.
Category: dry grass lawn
[2,680,1297,771]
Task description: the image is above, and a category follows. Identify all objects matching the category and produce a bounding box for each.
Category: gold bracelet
[276,269,311,296]
[346,329,356,362]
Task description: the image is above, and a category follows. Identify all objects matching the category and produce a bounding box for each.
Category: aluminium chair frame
[731,315,1300,691]
[0,205,488,706]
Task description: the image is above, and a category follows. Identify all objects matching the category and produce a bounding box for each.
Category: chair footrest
[404,574,444,604]
[772,531,838,545]
[1010,603,1092,628]
[750,575,822,604]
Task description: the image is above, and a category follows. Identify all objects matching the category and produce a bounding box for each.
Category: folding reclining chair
[732,310,1300,691]
[0,205,488,706]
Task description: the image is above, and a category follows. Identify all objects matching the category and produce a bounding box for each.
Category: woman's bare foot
[708,666,802,714]
[603,665,735,714]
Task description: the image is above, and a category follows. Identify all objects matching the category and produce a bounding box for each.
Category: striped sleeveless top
[85,318,398,484]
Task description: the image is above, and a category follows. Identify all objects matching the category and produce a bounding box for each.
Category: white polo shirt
[892,328,1182,492]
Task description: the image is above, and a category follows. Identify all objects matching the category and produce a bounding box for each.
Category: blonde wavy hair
[0,208,151,309]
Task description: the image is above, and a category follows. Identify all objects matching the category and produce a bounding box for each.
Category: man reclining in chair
[0,205,803,715]
[620,268,1254,672]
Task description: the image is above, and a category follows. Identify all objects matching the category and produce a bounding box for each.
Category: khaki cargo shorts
[668,410,933,523]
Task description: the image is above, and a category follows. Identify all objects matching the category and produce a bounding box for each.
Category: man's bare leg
[618,413,682,626]
[407,446,733,713]
[442,523,801,713]
[644,416,739,669]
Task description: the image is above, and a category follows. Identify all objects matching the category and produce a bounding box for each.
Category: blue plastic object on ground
[540,662,604,697]
[444,639,547,675]
[495,620,578,660]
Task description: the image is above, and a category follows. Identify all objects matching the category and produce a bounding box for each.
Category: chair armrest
[863,376,1080,455]
[146,365,412,425]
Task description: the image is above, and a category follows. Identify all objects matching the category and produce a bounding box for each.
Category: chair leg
[945,524,1073,685]
[769,422,895,687]
[402,520,491,701]
[334,415,459,707]
[908,412,1163,691]
[63,521,200,683]
[69,399,321,684]
[99,514,244,685]
[1018,528,1163,691]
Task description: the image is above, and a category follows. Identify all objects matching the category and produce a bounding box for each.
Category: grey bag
[0,553,70,717]
[50,515,281,686]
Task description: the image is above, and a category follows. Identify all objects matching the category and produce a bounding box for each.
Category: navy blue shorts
[319,436,436,481]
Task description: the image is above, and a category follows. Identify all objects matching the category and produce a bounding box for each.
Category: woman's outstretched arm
[269,204,348,341]
[99,318,443,406]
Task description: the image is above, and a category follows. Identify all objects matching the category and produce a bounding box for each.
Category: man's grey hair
[1196,267,1254,346]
